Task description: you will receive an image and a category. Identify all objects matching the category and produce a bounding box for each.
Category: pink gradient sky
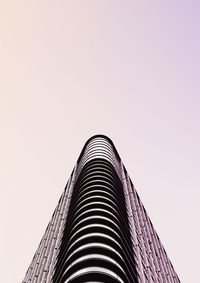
[1,1,200,282]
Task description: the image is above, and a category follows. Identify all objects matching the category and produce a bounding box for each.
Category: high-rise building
[23,135,180,283]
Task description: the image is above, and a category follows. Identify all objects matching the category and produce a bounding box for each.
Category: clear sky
[1,1,200,282]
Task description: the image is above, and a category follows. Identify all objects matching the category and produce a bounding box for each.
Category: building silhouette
[23,135,180,282]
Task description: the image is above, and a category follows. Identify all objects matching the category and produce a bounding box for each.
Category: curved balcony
[53,153,138,283]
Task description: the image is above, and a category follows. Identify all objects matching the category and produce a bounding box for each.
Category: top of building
[78,134,121,163]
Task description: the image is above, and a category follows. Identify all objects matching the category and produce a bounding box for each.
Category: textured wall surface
[121,163,180,282]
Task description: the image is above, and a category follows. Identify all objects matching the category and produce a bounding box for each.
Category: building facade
[23,135,180,283]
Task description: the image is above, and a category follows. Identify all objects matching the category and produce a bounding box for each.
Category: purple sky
[1,1,200,282]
